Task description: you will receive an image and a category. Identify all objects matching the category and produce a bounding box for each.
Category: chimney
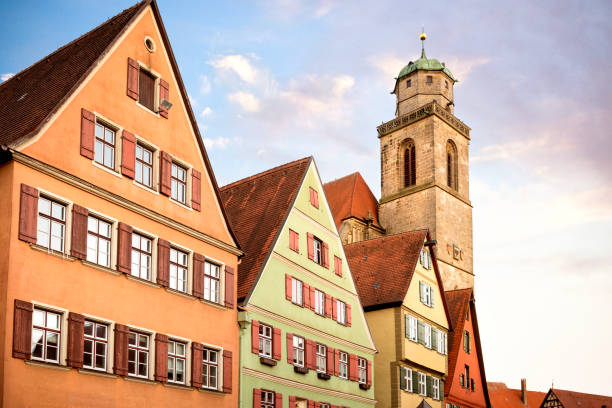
[521,378,527,405]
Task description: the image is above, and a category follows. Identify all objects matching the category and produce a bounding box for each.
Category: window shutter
[432,328,438,350]
[366,360,372,386]
[412,370,419,393]
[70,204,88,259]
[334,256,342,277]
[275,392,283,408]
[404,314,409,338]
[154,333,169,382]
[419,281,425,302]
[325,293,331,318]
[192,253,204,299]
[273,327,281,360]
[322,242,329,268]
[417,321,424,344]
[460,374,464,387]
[191,343,203,387]
[332,297,337,321]
[400,367,407,391]
[191,169,202,211]
[159,78,169,119]
[306,339,316,369]
[309,286,316,311]
[308,401,315,408]
[253,389,261,407]
[66,312,85,368]
[464,331,468,352]
[430,287,435,306]
[113,324,129,375]
[349,354,358,381]
[222,350,232,393]
[121,130,136,179]
[159,151,172,196]
[251,320,260,354]
[293,230,299,251]
[303,283,310,309]
[12,299,33,359]
[156,238,170,287]
[286,333,293,364]
[307,233,314,260]
[346,304,351,326]
[441,380,445,398]
[427,375,433,397]
[18,184,38,244]
[116,222,133,274]
[334,349,340,376]
[224,266,235,308]
[285,274,292,301]
[326,346,334,374]
[126,57,139,100]
[289,396,296,407]
[80,108,95,159]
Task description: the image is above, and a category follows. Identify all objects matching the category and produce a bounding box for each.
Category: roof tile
[324,172,381,229]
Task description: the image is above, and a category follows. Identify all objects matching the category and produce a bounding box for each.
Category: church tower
[377,32,474,290]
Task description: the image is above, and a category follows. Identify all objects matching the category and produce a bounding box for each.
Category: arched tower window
[446,140,458,191]
[403,140,416,187]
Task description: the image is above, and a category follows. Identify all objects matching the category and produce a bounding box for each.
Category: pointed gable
[220,157,311,300]
[547,389,612,408]
[324,172,381,230]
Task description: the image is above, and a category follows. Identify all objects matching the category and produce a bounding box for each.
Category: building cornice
[380,182,472,208]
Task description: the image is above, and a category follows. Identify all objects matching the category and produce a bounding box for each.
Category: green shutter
[464,331,468,352]
[417,321,424,344]
[419,281,425,302]
[431,287,434,306]
[405,314,409,338]
[460,374,464,387]
[400,367,407,391]
[432,328,438,350]
[441,380,445,399]
[412,370,419,393]
[426,376,433,397]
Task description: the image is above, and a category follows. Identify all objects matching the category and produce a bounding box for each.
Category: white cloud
[368,54,406,80]
[204,137,231,149]
[443,56,490,83]
[200,75,211,94]
[1,73,14,82]
[188,93,198,107]
[228,92,261,112]
[208,55,259,84]
[200,107,213,118]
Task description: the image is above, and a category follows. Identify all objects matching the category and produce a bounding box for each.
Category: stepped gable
[324,172,381,229]
[0,1,146,147]
[488,382,546,408]
[220,157,311,301]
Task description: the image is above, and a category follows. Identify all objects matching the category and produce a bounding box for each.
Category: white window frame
[420,281,434,307]
[419,372,427,396]
[168,339,187,385]
[338,351,348,379]
[337,300,346,324]
[261,390,275,408]
[31,308,62,364]
[86,215,112,268]
[169,247,189,293]
[313,237,322,264]
[171,162,188,204]
[358,357,367,384]
[316,344,327,373]
[425,324,432,348]
[131,232,153,281]
[128,330,150,379]
[202,347,219,390]
[293,336,304,367]
[36,195,68,253]
[83,319,108,371]
[135,142,155,189]
[291,278,303,306]
[258,324,272,358]
[408,315,418,342]
[420,248,432,269]
[403,367,413,391]
[438,332,447,354]
[204,261,221,303]
[314,289,325,315]
[91,113,122,175]
[433,377,440,400]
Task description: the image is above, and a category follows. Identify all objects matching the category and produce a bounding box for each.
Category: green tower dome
[397,32,457,82]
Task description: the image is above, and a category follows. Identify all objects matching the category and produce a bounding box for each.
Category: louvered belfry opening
[138,69,156,112]
[403,142,416,187]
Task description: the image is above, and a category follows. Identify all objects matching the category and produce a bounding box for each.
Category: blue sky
[2,0,611,395]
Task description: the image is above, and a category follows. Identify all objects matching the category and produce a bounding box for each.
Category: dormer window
[419,248,431,269]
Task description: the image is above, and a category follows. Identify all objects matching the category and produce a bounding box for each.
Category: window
[37,197,66,252]
[406,79,412,88]
[321,404,331,408]
[424,324,432,348]
[419,372,427,396]
[358,357,367,384]
[83,320,107,370]
[426,75,433,84]
[407,315,417,342]
[316,344,327,373]
[403,140,416,187]
[94,122,115,170]
[31,309,61,363]
[261,390,275,408]
[463,365,470,388]
[202,348,218,389]
[336,300,346,324]
[169,248,188,292]
[420,248,432,269]
[447,404,452,408]
[291,278,303,306]
[168,340,186,384]
[464,330,471,353]
[135,144,153,188]
[438,332,447,354]
[131,233,152,280]
[446,140,458,190]
[171,163,187,204]
[314,290,325,315]
[138,69,156,111]
[403,367,413,391]
[86,216,111,268]
[460,373,465,387]
[420,281,434,307]
[292,336,304,367]
[204,261,220,303]
[258,324,272,358]
[433,377,440,400]
[471,378,476,392]
[338,351,348,379]
[313,237,322,264]
[128,331,149,378]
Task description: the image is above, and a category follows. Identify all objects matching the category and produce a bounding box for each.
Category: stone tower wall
[396,71,454,116]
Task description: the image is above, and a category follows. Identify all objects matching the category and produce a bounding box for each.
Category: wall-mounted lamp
[160,98,173,111]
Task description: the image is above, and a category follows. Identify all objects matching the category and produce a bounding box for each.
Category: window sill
[78,368,117,379]
[259,357,277,367]
[124,376,156,385]
[82,260,121,276]
[317,372,331,380]
[293,365,308,375]
[166,287,196,300]
[126,274,161,288]
[92,160,122,178]
[197,387,223,395]
[163,382,193,391]
[359,383,371,390]
[135,101,161,117]
[199,298,226,310]
[30,243,76,261]
[25,360,71,371]
[133,180,159,195]
[169,198,194,212]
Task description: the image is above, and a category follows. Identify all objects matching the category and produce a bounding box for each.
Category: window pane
[99,221,110,238]
[176,343,185,356]
[136,145,142,160]
[104,145,114,168]
[31,328,44,358]
[143,166,151,187]
[46,312,60,329]
[39,198,50,215]
[94,140,103,163]
[33,310,45,327]
[128,333,136,345]
[105,128,114,144]
[88,216,97,232]
[96,324,107,339]
[176,359,184,382]
[139,335,148,348]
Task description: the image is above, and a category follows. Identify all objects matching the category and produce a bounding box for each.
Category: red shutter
[12,299,33,359]
[67,312,85,368]
[326,347,334,375]
[322,242,329,268]
[251,320,260,354]
[334,349,340,376]
[18,184,39,244]
[332,298,337,321]
[191,169,201,211]
[154,333,169,382]
[308,400,315,408]
[253,389,261,407]
[366,359,372,387]
[127,57,139,100]
[310,187,319,208]
[113,324,129,375]
[159,151,172,196]
[121,130,136,178]
[222,350,232,393]
[225,266,235,308]
[273,327,281,360]
[306,339,316,370]
[325,293,331,318]
[309,286,316,311]
[116,222,133,274]
[156,239,170,287]
[289,396,296,407]
[80,108,95,159]
[191,343,203,387]
[285,274,292,301]
[286,333,293,364]
[346,304,352,327]
[192,253,204,298]
[349,354,358,381]
[303,283,310,309]
[275,392,283,408]
[334,256,342,277]
[70,204,88,259]
[307,233,314,260]
[159,78,169,119]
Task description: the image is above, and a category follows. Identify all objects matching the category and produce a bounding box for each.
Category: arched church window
[446,140,458,191]
[403,140,416,188]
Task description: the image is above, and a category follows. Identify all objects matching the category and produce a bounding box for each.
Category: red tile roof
[548,388,612,408]
[324,172,382,230]
[0,1,146,147]
[488,382,546,408]
[220,157,312,301]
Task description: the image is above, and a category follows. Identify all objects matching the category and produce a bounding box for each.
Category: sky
[1,0,611,396]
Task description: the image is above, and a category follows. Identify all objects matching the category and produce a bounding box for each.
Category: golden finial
[420,27,427,58]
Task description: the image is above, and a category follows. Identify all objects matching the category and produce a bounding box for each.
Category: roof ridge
[324,171,361,186]
[221,156,311,190]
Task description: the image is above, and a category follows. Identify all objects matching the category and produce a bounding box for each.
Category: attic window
[426,76,433,84]
[144,36,156,53]
[406,79,412,88]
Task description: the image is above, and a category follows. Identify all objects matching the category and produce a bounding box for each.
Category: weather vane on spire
[420,27,427,59]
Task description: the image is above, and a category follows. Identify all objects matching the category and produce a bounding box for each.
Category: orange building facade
[0,1,242,407]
